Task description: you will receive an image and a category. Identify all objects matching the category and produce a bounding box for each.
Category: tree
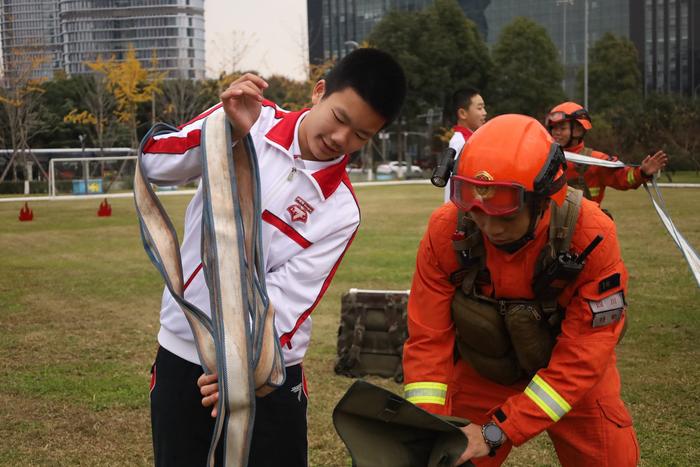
[368,0,492,166]
[369,0,492,121]
[0,50,49,183]
[581,32,641,115]
[157,78,220,126]
[637,94,700,173]
[37,74,88,148]
[86,46,165,148]
[62,73,124,153]
[490,17,564,118]
[264,74,310,111]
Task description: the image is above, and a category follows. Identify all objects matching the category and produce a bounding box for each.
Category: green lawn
[659,170,700,184]
[0,185,698,466]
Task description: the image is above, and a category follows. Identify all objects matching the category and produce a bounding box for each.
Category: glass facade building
[307,0,699,96]
[484,0,631,97]
[0,0,62,79]
[642,0,698,95]
[308,0,435,63]
[1,0,205,80]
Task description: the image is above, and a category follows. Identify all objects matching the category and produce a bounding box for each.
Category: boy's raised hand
[220,73,268,140]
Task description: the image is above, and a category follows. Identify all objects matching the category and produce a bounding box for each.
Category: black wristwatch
[481,422,505,457]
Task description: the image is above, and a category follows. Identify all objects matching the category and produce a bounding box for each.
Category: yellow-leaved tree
[83,45,165,149]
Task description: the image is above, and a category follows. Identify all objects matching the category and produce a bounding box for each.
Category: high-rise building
[306,0,700,97]
[0,0,62,80]
[308,0,435,63]
[640,0,699,95]
[484,0,699,98]
[0,0,205,81]
[59,0,205,79]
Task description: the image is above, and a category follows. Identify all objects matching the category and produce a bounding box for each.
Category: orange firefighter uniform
[404,154,639,465]
[566,141,651,205]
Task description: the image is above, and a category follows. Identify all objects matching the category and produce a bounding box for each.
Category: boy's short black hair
[452,87,481,120]
[323,48,406,126]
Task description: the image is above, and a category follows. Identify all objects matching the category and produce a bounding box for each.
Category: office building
[1,0,205,81]
[307,0,699,96]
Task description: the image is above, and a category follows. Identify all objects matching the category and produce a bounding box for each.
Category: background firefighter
[546,101,667,206]
[403,114,639,466]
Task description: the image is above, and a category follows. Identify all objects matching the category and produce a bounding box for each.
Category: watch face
[483,424,503,443]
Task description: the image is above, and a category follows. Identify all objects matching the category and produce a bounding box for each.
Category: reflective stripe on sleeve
[627,170,636,185]
[524,374,571,422]
[589,187,600,197]
[404,382,447,405]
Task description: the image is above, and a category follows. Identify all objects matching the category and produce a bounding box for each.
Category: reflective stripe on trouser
[588,187,600,198]
[524,374,571,422]
[627,170,636,185]
[448,359,638,467]
[404,382,447,405]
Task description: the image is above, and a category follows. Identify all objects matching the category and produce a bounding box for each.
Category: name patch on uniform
[589,291,625,328]
[598,273,621,293]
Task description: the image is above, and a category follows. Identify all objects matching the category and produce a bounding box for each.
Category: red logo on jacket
[287,196,315,223]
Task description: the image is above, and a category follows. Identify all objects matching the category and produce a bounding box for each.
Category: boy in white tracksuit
[443,87,487,202]
[142,49,406,467]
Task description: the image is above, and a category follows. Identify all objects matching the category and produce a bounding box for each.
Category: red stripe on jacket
[262,210,313,249]
[143,129,202,155]
[279,224,358,349]
[278,178,360,348]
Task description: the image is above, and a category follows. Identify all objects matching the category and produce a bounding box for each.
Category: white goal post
[48,155,137,197]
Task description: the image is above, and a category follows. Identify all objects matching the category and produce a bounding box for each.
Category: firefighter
[546,101,667,205]
[403,114,639,466]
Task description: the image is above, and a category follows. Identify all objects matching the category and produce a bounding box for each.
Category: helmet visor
[450,176,525,216]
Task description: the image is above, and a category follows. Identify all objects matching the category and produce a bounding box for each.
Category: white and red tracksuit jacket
[140,100,360,367]
[443,125,474,203]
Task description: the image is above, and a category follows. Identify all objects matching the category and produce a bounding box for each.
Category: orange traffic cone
[19,202,33,221]
[97,198,112,217]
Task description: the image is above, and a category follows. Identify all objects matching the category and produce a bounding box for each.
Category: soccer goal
[48,155,137,197]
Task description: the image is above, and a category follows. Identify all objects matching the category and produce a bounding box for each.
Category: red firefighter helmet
[545,101,592,131]
[450,114,568,215]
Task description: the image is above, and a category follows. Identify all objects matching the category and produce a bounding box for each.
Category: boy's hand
[640,150,668,177]
[220,73,268,141]
[197,372,220,418]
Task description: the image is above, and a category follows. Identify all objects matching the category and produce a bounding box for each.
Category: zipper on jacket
[262,162,298,207]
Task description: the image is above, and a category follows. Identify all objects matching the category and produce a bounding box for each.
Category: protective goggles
[545,108,591,126]
[450,176,526,216]
[450,143,567,216]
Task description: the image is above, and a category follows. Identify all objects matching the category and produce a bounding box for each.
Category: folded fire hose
[134,110,285,466]
[565,151,700,288]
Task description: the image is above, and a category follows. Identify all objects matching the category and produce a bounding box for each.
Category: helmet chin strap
[564,121,585,149]
[492,196,545,254]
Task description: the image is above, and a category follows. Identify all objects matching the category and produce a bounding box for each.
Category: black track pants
[150,346,308,467]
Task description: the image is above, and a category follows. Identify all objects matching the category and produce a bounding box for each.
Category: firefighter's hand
[640,150,668,177]
[220,73,268,141]
[454,423,492,465]
[198,372,219,418]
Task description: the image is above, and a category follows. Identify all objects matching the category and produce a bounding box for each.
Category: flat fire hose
[134,110,285,466]
[564,151,700,288]
[643,178,700,288]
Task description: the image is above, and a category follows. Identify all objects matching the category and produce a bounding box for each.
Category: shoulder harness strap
[535,187,584,315]
[573,147,593,199]
[451,211,487,295]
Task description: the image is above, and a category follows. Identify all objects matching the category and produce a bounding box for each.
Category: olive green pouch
[333,380,474,467]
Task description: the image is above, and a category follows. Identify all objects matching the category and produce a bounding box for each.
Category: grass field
[1,184,699,466]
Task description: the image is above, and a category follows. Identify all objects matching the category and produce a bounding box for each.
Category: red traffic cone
[97,198,112,217]
[19,202,33,221]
